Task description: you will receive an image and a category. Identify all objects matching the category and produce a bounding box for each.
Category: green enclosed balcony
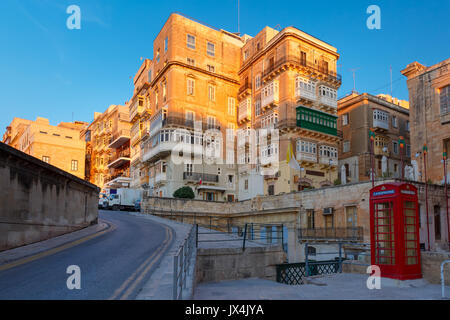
[296,106,338,136]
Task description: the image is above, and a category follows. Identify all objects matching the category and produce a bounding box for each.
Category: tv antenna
[349,68,360,93]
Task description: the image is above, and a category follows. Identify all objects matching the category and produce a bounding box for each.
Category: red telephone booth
[370,183,422,280]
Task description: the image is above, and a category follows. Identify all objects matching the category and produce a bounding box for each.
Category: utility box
[370,182,422,280]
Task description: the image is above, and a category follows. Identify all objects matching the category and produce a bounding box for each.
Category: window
[207,64,215,73]
[156,49,160,63]
[342,113,349,126]
[346,206,357,227]
[148,69,152,82]
[71,160,78,171]
[255,75,261,90]
[406,120,410,132]
[228,97,236,115]
[187,78,195,95]
[164,37,168,53]
[268,185,275,195]
[392,116,398,128]
[185,111,195,126]
[228,175,234,183]
[187,58,195,66]
[187,34,196,49]
[208,85,215,101]
[393,141,398,154]
[296,140,317,154]
[217,167,221,175]
[185,163,193,174]
[307,209,315,229]
[244,50,249,61]
[440,85,450,115]
[207,41,215,56]
[207,116,217,129]
[406,144,411,157]
[255,99,261,117]
[300,51,307,65]
[244,179,248,190]
[162,81,167,102]
[42,156,50,163]
[343,140,350,153]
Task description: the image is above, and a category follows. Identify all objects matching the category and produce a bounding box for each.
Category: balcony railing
[109,149,131,164]
[298,227,364,241]
[297,152,317,163]
[373,119,389,130]
[238,82,252,95]
[183,172,219,183]
[319,157,338,166]
[263,55,342,83]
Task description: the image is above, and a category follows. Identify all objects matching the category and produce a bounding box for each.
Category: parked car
[134,199,141,212]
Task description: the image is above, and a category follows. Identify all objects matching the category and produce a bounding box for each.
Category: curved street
[0,210,172,300]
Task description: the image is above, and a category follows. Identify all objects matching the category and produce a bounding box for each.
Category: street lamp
[442,151,450,250]
[416,146,430,250]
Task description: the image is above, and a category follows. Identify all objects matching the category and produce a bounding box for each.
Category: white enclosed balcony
[318,85,337,109]
[297,152,317,163]
[261,80,279,110]
[373,109,389,130]
[260,143,279,166]
[238,97,252,123]
[295,76,316,102]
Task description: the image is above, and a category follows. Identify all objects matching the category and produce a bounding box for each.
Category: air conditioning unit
[323,207,334,215]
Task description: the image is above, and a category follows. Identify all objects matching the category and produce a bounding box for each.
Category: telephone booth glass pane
[374,201,395,265]
[404,201,418,265]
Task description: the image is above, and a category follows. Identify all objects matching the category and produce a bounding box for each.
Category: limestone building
[128,13,342,201]
[237,25,341,198]
[2,117,88,179]
[82,105,131,191]
[134,13,243,201]
[401,59,450,184]
[337,92,411,183]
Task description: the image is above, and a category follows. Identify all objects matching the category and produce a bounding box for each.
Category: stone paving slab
[194,273,450,300]
[0,221,109,267]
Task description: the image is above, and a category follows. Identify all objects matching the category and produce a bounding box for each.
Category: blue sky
[0,0,449,132]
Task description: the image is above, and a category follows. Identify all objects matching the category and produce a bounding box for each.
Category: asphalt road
[0,210,172,300]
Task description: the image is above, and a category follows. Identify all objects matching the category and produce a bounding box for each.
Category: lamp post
[399,136,405,180]
[423,144,430,251]
[369,129,376,187]
[443,150,449,250]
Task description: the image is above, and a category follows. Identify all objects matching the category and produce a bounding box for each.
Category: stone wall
[0,142,99,251]
[195,245,286,284]
[421,251,450,285]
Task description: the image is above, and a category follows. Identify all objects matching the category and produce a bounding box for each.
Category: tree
[173,186,195,199]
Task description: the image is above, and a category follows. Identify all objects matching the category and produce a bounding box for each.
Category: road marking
[120,227,173,300]
[109,225,173,300]
[0,221,114,272]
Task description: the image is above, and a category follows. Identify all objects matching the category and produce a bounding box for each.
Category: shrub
[173,186,195,199]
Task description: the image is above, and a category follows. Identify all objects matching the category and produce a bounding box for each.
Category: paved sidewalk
[194,273,450,300]
[130,213,194,300]
[0,221,110,267]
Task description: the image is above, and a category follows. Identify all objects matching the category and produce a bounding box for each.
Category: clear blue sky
[0,0,449,132]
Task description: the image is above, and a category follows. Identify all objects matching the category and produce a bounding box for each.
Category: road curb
[0,220,112,270]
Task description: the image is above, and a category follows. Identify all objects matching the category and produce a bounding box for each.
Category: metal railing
[238,82,252,95]
[262,55,342,83]
[183,172,219,183]
[277,242,344,285]
[298,227,364,241]
[196,221,286,252]
[173,224,197,300]
[441,260,450,299]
